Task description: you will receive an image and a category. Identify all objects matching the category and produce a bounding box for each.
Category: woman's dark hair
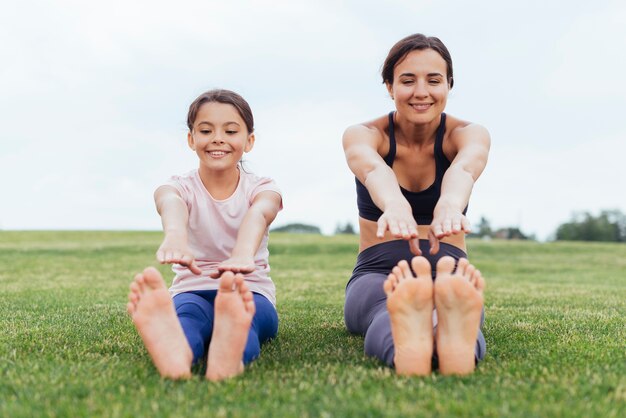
[381,34,454,89]
[187,89,254,133]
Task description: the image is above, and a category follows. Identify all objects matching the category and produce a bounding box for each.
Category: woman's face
[387,48,450,124]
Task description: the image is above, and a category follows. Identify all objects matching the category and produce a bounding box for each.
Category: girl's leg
[242,293,279,365]
[172,290,217,364]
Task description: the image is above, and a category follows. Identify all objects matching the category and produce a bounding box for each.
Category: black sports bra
[355,112,467,224]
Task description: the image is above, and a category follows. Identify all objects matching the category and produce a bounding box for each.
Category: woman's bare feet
[384,257,434,376]
[434,257,485,375]
[206,272,256,382]
[127,267,193,379]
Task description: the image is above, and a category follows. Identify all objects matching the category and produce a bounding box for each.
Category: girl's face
[386,48,450,124]
[187,102,254,173]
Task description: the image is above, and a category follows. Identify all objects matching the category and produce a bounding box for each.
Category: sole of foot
[384,256,435,376]
[128,267,193,379]
[434,257,485,376]
[206,272,255,382]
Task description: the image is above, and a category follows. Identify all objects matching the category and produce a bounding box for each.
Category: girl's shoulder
[239,169,282,201]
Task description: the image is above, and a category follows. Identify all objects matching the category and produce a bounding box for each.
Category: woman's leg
[345,272,396,366]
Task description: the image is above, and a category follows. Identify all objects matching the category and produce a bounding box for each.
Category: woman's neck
[394,113,441,147]
[197,165,240,200]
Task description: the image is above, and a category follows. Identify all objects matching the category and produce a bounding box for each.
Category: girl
[127,89,282,381]
[343,34,490,376]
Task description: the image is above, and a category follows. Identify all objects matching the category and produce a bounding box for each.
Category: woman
[343,34,490,376]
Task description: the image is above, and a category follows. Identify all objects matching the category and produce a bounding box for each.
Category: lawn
[0,231,624,417]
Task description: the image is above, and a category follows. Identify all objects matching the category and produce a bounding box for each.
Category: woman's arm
[154,185,202,274]
[431,123,491,253]
[211,190,282,278]
[343,124,421,255]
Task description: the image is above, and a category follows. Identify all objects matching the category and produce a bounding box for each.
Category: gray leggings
[344,239,486,368]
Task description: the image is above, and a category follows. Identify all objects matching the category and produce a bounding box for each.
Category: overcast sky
[2,0,625,240]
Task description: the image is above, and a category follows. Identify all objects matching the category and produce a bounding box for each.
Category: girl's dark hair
[381,34,454,89]
[187,89,254,133]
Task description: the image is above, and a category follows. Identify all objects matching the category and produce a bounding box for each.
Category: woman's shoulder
[343,114,391,153]
[443,114,491,154]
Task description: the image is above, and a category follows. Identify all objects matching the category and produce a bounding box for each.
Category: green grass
[1,231,624,418]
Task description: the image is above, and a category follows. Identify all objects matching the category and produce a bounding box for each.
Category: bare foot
[384,257,434,376]
[127,267,193,379]
[206,272,255,381]
[434,257,485,375]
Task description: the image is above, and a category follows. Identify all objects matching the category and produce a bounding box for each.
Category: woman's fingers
[409,238,422,256]
[428,229,440,255]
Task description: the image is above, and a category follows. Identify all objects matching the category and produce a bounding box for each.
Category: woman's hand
[429,201,471,254]
[156,234,202,275]
[377,201,422,255]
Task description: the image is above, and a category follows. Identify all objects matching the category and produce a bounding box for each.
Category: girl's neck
[197,165,240,200]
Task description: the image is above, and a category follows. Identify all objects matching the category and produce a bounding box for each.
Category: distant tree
[493,227,530,240]
[555,210,625,242]
[334,222,356,235]
[271,223,321,234]
[474,216,492,238]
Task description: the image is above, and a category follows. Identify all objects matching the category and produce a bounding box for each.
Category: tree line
[272,209,626,243]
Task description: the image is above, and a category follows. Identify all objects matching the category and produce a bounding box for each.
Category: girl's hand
[209,256,256,279]
[156,236,202,275]
[377,201,421,255]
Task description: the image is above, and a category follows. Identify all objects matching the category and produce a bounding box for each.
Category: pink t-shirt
[165,169,282,305]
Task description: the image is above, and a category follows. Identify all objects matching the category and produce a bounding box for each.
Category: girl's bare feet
[434,257,485,375]
[206,272,256,381]
[384,257,434,376]
[127,267,193,379]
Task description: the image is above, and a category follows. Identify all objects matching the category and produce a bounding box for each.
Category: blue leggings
[173,290,278,365]
[344,239,486,368]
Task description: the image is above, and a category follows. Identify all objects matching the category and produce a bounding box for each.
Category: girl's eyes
[197,129,238,135]
[429,80,441,85]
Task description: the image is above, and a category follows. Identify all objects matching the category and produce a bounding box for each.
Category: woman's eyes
[226,130,238,134]
[200,130,212,134]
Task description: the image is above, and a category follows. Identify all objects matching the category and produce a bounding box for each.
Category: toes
[129,281,140,295]
[436,256,456,276]
[474,270,485,292]
[245,299,256,316]
[128,291,139,305]
[464,265,476,283]
[391,266,403,282]
[126,302,135,316]
[411,256,431,278]
[135,274,146,293]
[142,267,165,289]
[384,275,395,296]
[455,258,469,275]
[219,271,236,292]
[398,260,413,279]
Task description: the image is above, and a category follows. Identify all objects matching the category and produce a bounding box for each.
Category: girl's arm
[154,185,202,275]
[343,124,421,255]
[211,190,282,278]
[430,123,491,254]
